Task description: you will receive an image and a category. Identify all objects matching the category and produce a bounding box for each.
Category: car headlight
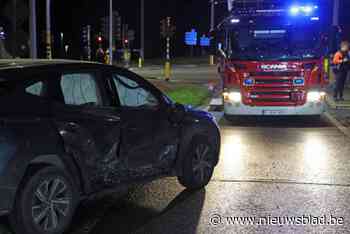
[307,91,326,102]
[224,91,242,102]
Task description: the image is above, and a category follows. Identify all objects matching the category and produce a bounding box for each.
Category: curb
[326,97,350,110]
[324,112,350,138]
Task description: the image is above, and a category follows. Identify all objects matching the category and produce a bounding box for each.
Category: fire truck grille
[250,91,291,96]
[255,79,292,85]
[244,71,305,105]
[253,98,291,103]
[250,71,301,77]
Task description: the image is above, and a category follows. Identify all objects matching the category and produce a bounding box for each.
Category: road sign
[200,35,210,47]
[185,29,197,46]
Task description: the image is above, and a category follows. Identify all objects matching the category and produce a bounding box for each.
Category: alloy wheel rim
[192,143,213,182]
[31,178,71,231]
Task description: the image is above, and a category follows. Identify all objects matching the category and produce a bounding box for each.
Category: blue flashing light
[290,6,300,15]
[289,5,318,17]
[311,17,320,21]
[243,78,254,86]
[302,5,313,14]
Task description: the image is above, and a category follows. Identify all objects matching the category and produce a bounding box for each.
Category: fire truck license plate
[263,110,282,115]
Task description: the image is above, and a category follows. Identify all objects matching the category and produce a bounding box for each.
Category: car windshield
[228,26,325,61]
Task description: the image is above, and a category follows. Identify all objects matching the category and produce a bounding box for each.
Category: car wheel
[10,166,79,234]
[178,136,217,190]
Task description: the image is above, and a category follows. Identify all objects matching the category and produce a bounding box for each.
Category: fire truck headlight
[307,91,326,102]
[224,92,242,103]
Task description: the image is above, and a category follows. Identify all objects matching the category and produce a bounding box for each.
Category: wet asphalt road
[61,114,350,234]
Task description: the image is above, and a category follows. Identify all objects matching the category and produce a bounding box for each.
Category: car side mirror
[168,103,186,123]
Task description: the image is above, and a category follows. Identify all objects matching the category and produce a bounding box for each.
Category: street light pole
[12,0,17,58]
[29,0,37,59]
[332,0,340,27]
[209,0,215,65]
[210,0,215,32]
[140,0,145,67]
[46,0,52,59]
[109,0,113,65]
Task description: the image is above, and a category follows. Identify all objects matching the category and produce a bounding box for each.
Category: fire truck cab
[218,0,330,118]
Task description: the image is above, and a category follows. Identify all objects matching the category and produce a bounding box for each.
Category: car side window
[112,74,159,108]
[60,73,102,106]
[25,81,44,96]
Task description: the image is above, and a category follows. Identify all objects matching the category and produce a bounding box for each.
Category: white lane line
[210,98,223,106]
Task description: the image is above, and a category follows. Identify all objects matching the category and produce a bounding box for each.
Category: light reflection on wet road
[215,116,350,186]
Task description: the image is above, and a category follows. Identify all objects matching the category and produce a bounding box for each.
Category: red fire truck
[218,0,331,119]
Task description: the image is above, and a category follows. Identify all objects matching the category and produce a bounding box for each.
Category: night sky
[46,0,350,58]
[44,0,218,58]
[1,0,350,59]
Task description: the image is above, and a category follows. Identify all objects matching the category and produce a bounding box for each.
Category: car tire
[10,166,79,234]
[178,135,217,190]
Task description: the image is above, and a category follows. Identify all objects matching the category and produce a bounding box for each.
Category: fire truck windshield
[228,26,325,61]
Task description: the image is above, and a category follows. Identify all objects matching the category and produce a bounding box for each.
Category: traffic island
[148,79,213,107]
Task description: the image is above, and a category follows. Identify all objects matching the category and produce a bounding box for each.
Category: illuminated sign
[200,35,210,47]
[185,29,197,46]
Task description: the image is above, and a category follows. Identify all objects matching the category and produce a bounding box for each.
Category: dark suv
[0,60,220,234]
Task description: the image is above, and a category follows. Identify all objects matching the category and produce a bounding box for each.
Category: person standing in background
[333,41,350,101]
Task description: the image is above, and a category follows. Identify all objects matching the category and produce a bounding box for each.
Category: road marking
[324,112,350,138]
[210,178,350,188]
[210,98,223,106]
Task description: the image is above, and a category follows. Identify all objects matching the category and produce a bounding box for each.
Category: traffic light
[122,24,129,48]
[160,19,167,38]
[160,17,176,38]
[97,36,103,43]
[100,17,108,40]
[100,12,122,42]
[82,26,88,44]
[116,15,122,41]
[0,27,5,40]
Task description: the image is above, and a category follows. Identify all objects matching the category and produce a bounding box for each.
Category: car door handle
[66,122,79,133]
[105,116,121,122]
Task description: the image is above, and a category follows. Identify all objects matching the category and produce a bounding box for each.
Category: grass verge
[165,84,211,107]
